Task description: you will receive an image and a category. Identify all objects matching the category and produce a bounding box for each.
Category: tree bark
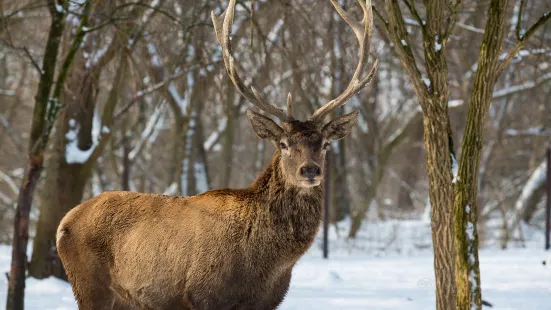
[453,1,508,308]
[29,51,126,279]
[382,1,456,308]
[421,100,456,310]
[6,1,68,309]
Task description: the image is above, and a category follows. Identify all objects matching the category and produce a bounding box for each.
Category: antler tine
[212,0,293,122]
[311,0,379,123]
[287,92,293,119]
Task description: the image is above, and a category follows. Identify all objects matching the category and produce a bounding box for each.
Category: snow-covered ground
[0,218,550,309]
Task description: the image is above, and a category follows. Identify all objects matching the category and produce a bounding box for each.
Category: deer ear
[322,110,359,141]
[247,109,284,140]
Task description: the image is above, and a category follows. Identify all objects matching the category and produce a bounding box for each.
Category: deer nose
[300,164,321,180]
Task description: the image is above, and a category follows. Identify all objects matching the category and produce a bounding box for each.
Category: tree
[376,0,551,309]
[6,1,89,308]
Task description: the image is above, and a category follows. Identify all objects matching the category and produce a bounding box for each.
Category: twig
[401,0,426,37]
[113,62,214,119]
[497,9,551,74]
[0,112,24,153]
[515,0,526,41]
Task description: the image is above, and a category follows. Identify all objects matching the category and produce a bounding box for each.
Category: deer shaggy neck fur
[57,151,323,310]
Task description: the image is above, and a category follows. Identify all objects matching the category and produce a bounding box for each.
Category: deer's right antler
[212,0,293,122]
[310,0,379,123]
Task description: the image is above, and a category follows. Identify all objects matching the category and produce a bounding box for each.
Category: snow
[434,37,442,52]
[147,43,162,68]
[129,103,165,161]
[54,4,64,13]
[194,162,209,193]
[464,207,479,310]
[174,3,182,15]
[141,0,160,23]
[449,99,464,107]
[505,126,549,136]
[1,217,550,309]
[83,40,110,69]
[457,23,485,34]
[451,153,459,183]
[163,182,178,195]
[506,160,548,237]
[267,19,284,44]
[422,77,431,88]
[493,72,551,98]
[65,111,102,164]
[203,117,227,150]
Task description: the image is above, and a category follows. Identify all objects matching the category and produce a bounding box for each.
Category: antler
[212,0,293,122]
[310,0,379,123]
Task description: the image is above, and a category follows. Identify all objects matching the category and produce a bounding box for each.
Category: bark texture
[453,2,508,308]
[383,1,456,308]
[6,1,68,309]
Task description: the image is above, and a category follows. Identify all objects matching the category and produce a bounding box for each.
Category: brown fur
[56,114,357,310]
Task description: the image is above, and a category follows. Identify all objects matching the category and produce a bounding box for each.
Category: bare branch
[497,9,551,75]
[0,112,24,154]
[383,0,428,98]
[212,0,292,122]
[311,0,379,122]
[515,0,525,41]
[401,0,426,36]
[0,169,19,196]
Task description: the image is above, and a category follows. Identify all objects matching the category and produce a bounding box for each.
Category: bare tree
[376,0,550,308]
[6,1,90,308]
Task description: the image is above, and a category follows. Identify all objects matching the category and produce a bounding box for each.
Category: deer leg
[64,260,115,310]
[111,297,136,310]
[57,229,115,309]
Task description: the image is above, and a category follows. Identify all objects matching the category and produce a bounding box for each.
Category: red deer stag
[56,0,378,309]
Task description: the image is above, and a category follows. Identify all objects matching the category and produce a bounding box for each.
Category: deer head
[212,0,379,188]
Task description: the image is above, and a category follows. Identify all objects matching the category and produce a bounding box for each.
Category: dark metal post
[323,153,330,259]
[545,147,551,250]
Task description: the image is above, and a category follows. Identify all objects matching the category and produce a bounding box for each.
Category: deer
[56,0,378,309]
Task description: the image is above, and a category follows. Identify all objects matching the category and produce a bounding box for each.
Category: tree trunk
[6,1,67,308]
[422,100,456,310]
[383,1,457,308]
[453,1,508,308]
[29,46,100,279]
[7,158,43,310]
[29,73,98,279]
[29,51,126,280]
[28,151,90,279]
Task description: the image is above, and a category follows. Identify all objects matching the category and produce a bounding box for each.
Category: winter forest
[1,0,551,309]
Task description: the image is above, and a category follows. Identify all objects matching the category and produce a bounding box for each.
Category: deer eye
[323,142,331,150]
[279,142,288,150]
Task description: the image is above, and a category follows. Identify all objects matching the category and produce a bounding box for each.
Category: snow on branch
[505,126,550,137]
[492,72,551,99]
[450,72,551,106]
[506,159,547,236]
[163,182,178,195]
[129,102,166,161]
[456,23,485,34]
[203,117,227,151]
[65,110,106,164]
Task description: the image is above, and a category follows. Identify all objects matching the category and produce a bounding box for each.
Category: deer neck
[249,151,323,240]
